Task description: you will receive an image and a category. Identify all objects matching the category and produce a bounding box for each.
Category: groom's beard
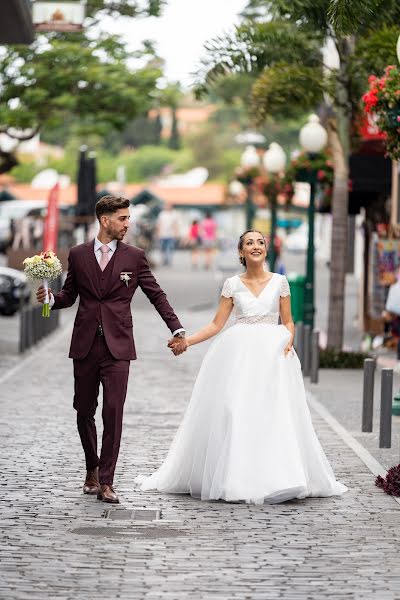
[107,226,128,241]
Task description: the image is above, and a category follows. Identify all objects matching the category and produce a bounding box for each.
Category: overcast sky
[105,0,248,86]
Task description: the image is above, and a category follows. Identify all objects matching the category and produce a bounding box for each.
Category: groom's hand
[167,337,188,356]
[36,285,52,304]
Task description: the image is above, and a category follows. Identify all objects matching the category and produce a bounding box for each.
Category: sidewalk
[1,256,400,599]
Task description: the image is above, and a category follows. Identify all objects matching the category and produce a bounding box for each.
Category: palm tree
[196,0,399,349]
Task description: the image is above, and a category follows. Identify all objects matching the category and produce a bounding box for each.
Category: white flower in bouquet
[23,251,63,317]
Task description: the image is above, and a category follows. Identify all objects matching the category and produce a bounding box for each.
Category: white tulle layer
[136,323,347,505]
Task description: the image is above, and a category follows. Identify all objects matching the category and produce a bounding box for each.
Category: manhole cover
[71,527,185,539]
[104,509,161,521]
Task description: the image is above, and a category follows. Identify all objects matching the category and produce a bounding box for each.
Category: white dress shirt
[49,238,185,336]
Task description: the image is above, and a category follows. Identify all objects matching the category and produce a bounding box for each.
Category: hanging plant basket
[362,66,400,160]
[384,106,400,129]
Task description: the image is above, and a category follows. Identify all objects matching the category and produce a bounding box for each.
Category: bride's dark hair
[238,230,265,267]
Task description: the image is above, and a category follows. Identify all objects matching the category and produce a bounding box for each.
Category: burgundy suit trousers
[73,335,130,485]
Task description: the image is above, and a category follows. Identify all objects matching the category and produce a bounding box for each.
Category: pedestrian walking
[137,229,347,504]
[187,219,202,269]
[36,195,187,504]
[382,268,400,370]
[200,211,217,270]
[156,202,180,266]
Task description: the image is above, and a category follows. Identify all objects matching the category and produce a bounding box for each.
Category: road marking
[307,392,400,507]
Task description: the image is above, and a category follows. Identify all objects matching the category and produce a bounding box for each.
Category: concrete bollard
[310,329,320,384]
[379,368,393,448]
[362,358,375,432]
[303,324,311,377]
[296,322,304,368]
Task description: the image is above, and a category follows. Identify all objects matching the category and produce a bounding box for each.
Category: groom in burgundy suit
[36,195,187,503]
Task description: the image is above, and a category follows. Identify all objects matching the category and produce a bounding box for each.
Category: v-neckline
[237,273,276,299]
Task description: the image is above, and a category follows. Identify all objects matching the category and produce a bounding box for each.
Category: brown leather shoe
[97,484,119,504]
[83,467,99,495]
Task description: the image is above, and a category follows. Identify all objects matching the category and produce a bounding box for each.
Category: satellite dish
[158,167,209,188]
[31,169,70,189]
[235,131,266,145]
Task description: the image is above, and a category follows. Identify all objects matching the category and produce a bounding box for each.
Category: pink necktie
[99,244,111,271]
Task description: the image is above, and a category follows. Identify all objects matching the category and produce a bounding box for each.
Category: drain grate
[104,508,161,521]
[71,526,185,539]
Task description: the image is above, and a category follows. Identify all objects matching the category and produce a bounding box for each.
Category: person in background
[156,203,180,266]
[200,211,217,270]
[187,219,202,270]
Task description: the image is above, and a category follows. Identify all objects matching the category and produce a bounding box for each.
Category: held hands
[36,285,52,304]
[168,336,189,356]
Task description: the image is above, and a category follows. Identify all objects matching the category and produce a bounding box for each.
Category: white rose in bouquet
[23,251,63,317]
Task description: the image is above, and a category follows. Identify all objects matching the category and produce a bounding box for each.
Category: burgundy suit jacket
[52,241,183,360]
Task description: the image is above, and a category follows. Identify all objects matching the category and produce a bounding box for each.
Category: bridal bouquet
[23,251,62,317]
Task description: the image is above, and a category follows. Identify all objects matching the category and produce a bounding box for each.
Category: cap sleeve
[221,277,233,298]
[280,275,290,297]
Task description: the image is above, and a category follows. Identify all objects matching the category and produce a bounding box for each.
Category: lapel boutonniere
[120,272,132,287]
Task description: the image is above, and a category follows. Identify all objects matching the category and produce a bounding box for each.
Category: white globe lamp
[263,142,287,174]
[397,33,400,64]
[228,180,245,197]
[299,114,328,154]
[240,145,260,169]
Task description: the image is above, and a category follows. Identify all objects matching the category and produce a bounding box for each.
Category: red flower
[317,169,326,181]
[376,464,400,496]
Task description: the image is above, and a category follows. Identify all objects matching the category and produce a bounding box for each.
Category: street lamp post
[299,115,328,329]
[263,142,287,272]
[240,146,260,230]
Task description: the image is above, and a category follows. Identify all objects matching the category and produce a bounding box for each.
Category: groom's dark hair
[95,195,130,221]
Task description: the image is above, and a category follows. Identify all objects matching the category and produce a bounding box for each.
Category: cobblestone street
[1,261,400,599]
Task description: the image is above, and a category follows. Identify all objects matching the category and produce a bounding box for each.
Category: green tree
[0,1,165,174]
[158,83,183,150]
[196,0,400,349]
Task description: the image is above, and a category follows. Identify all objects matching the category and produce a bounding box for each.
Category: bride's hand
[284,343,293,357]
[167,337,189,356]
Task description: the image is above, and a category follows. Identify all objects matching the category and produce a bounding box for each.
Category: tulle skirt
[136,323,347,504]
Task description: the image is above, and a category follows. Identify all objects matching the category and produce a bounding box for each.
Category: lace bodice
[221,273,290,325]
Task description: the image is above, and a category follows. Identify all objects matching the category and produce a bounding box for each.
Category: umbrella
[76,146,97,217]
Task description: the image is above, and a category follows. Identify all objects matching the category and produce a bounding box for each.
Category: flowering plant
[375,463,400,496]
[23,251,62,317]
[257,173,294,205]
[286,151,334,212]
[362,65,400,160]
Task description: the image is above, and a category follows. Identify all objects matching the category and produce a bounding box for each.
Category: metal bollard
[310,329,320,384]
[19,308,26,353]
[296,322,304,369]
[362,358,375,432]
[379,368,393,448]
[303,324,311,377]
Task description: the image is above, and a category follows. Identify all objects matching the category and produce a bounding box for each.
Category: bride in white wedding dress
[136,230,347,504]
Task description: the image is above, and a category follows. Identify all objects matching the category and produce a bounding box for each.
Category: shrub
[319,348,370,369]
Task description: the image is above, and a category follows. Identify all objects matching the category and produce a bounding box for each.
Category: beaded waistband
[236,313,279,325]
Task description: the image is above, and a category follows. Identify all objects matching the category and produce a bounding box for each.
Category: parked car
[0,266,31,316]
